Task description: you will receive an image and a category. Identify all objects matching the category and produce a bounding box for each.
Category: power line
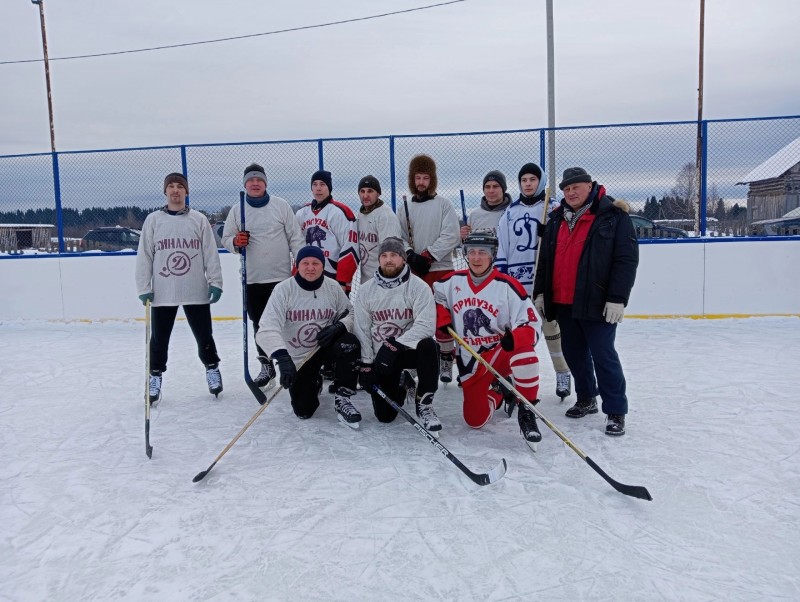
[1,0,467,66]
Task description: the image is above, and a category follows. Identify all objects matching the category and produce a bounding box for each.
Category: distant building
[737,136,800,224]
[0,223,54,252]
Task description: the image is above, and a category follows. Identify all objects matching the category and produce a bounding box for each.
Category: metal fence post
[700,120,709,236]
[52,151,64,253]
[180,145,189,206]
[389,135,396,211]
[539,129,546,188]
[317,139,324,170]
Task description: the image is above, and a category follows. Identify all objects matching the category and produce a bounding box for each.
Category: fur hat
[243,163,267,187]
[378,236,405,257]
[295,245,325,267]
[559,167,593,190]
[408,154,437,196]
[163,172,188,194]
[483,170,507,193]
[311,170,333,193]
[358,175,381,195]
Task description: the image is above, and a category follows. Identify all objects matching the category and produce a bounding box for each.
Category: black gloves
[271,349,297,389]
[500,327,515,352]
[406,250,433,276]
[359,363,378,392]
[374,337,407,374]
[316,321,346,348]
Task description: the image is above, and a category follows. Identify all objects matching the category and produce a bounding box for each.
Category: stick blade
[470,458,507,486]
[585,456,652,501]
[193,461,217,483]
[146,445,153,459]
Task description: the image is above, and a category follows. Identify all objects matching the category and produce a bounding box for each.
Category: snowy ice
[1,317,799,600]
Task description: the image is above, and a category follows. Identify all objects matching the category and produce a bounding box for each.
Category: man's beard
[381,264,403,278]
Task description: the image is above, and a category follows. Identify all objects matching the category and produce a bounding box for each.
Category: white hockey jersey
[357,201,403,283]
[295,199,359,285]
[433,268,541,375]
[397,195,461,272]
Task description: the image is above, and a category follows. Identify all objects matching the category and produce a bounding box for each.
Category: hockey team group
[135,153,639,455]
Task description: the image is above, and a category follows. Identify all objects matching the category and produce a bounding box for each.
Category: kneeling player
[433,233,543,448]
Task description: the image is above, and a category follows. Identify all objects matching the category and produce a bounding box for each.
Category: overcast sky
[0,0,798,155]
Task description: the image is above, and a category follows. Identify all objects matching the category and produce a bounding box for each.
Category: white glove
[603,302,625,324]
[533,295,545,316]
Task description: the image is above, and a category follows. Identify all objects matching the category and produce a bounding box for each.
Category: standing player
[355,175,403,285]
[398,154,461,383]
[255,246,362,428]
[353,237,441,431]
[295,170,359,294]
[136,172,224,403]
[459,170,513,239]
[495,162,572,401]
[221,163,303,388]
[434,232,543,449]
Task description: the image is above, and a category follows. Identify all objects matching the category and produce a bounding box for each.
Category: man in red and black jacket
[532,167,638,436]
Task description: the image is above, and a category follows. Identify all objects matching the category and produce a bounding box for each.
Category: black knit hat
[358,175,381,195]
[559,167,593,190]
[243,163,267,186]
[163,172,188,194]
[311,170,333,192]
[295,245,325,267]
[518,162,543,183]
[483,170,507,193]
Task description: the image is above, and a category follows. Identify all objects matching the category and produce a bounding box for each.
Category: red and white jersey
[295,198,359,285]
[433,268,541,375]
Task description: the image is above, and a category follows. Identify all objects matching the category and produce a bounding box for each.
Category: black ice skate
[253,358,276,390]
[518,401,542,452]
[334,388,361,429]
[416,392,442,435]
[439,353,453,384]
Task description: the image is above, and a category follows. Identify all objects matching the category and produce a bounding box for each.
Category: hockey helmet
[463,231,498,259]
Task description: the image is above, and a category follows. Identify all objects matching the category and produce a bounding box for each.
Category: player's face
[359,187,379,208]
[379,251,405,277]
[483,181,504,204]
[414,173,431,194]
[245,177,266,197]
[311,180,330,201]
[520,174,540,197]
[164,182,187,208]
[298,257,324,281]
[563,182,593,210]
[466,247,493,274]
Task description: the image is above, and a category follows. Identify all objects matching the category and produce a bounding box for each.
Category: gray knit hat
[559,167,592,190]
[483,170,507,193]
[243,163,267,187]
[378,236,405,257]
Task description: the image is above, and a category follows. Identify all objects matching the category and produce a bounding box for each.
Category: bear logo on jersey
[463,308,492,337]
[305,225,327,247]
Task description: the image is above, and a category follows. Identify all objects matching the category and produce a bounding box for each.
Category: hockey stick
[144,299,153,459]
[193,346,320,482]
[402,194,414,250]
[448,327,652,501]
[371,384,507,487]
[459,189,468,225]
[239,191,267,405]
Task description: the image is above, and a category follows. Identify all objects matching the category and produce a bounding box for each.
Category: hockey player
[495,162,573,401]
[355,175,403,285]
[434,232,543,449]
[295,170,359,294]
[353,237,441,432]
[136,172,224,403]
[459,170,512,239]
[398,154,461,383]
[221,163,303,388]
[255,246,362,428]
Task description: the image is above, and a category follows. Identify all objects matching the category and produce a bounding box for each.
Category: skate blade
[337,414,360,430]
[524,439,539,453]
[260,379,277,392]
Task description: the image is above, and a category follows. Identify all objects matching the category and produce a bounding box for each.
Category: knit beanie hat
[163,173,188,194]
[518,162,543,183]
[378,236,405,257]
[243,163,267,186]
[295,245,325,267]
[483,170,507,193]
[311,170,333,192]
[358,175,381,195]
[559,167,593,190]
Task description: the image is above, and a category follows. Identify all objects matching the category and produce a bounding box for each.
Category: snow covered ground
[2,317,799,601]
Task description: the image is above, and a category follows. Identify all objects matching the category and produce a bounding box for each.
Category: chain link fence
[1,115,798,255]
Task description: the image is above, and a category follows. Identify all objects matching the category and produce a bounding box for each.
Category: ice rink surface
[2,317,799,601]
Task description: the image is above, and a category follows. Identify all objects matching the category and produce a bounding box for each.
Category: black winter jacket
[532,184,639,322]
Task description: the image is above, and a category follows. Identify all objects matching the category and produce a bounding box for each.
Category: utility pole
[32,0,56,152]
[546,0,556,200]
[694,0,705,234]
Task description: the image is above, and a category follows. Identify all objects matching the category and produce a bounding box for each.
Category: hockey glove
[374,337,407,375]
[603,301,625,324]
[316,321,346,348]
[272,349,297,389]
[359,363,378,392]
[406,250,433,277]
[208,286,222,304]
[139,292,154,306]
[233,230,250,250]
[500,327,515,352]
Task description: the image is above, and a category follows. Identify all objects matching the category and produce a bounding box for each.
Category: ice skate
[334,388,361,429]
[148,371,162,406]
[518,401,541,452]
[253,359,276,390]
[556,370,572,402]
[439,353,453,385]
[416,392,442,435]
[205,363,223,398]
